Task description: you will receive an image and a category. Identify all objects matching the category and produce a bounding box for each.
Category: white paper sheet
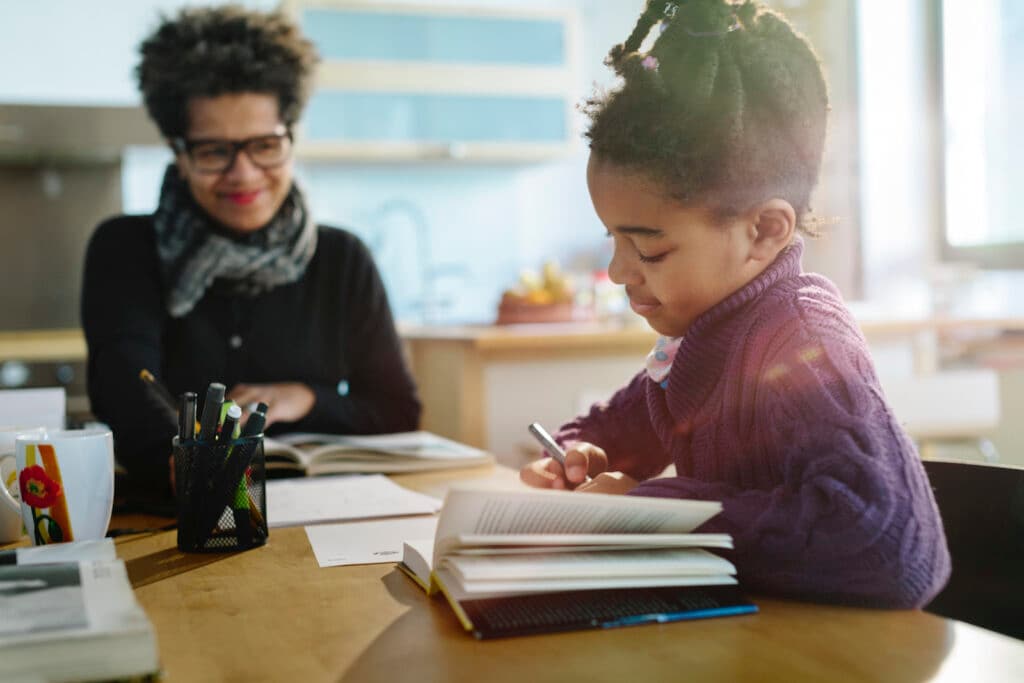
[305,516,439,568]
[266,474,441,528]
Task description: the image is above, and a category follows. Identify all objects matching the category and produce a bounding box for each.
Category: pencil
[139,369,178,417]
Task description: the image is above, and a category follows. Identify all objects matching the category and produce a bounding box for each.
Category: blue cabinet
[285,2,580,161]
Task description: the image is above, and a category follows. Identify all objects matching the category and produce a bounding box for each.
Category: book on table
[0,540,160,683]
[263,430,494,476]
[398,486,757,639]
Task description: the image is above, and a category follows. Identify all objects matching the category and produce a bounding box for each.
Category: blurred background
[1,0,1021,466]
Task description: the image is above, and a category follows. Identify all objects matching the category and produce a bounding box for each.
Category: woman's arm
[291,234,421,434]
[81,217,177,497]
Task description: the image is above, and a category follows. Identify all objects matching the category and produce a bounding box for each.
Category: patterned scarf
[152,165,318,318]
[645,335,683,389]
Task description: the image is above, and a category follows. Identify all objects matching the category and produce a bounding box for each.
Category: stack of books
[0,539,160,682]
[399,487,757,639]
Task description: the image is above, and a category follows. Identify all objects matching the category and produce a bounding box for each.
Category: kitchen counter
[399,321,657,358]
[0,328,86,362]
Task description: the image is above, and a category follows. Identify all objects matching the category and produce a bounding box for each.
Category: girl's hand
[519,442,609,490]
[227,382,316,427]
[575,471,639,496]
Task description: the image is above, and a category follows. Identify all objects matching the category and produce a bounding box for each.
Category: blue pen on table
[527,422,592,485]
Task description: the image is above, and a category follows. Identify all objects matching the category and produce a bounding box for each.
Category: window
[941,0,1024,267]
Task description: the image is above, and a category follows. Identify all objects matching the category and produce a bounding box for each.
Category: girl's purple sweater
[557,240,951,608]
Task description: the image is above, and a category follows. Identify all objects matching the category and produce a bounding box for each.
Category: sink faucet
[370,199,469,324]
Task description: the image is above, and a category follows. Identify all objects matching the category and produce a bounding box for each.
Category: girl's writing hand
[227,382,315,427]
[519,442,609,490]
[575,471,639,495]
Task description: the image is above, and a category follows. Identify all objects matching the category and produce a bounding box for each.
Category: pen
[528,422,592,484]
[179,392,197,441]
[139,369,178,418]
[198,382,226,442]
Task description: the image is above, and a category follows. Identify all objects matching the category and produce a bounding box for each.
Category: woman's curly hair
[136,4,319,139]
[585,0,828,233]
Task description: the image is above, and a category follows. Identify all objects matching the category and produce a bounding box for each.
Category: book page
[442,548,735,582]
[0,563,88,636]
[433,566,736,598]
[275,431,490,461]
[266,475,441,528]
[401,538,436,589]
[263,437,312,469]
[454,533,732,550]
[434,487,722,562]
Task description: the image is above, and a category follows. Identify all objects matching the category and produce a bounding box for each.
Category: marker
[219,403,242,443]
[528,422,592,484]
[179,392,197,441]
[198,382,226,442]
[240,402,269,437]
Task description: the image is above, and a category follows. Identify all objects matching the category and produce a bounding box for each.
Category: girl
[521,0,950,608]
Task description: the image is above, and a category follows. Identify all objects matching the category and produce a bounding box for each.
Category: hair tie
[685,14,741,38]
[641,55,660,72]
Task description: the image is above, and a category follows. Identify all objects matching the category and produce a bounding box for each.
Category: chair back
[923,459,1024,639]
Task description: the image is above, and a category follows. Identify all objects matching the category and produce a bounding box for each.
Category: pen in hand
[139,368,178,420]
[527,422,592,485]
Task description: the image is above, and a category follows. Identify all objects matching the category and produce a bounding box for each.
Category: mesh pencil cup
[173,434,268,552]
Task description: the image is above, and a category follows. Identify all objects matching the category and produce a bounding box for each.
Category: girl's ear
[748,199,796,262]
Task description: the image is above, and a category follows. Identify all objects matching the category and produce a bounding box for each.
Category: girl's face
[174,92,294,234]
[587,154,764,338]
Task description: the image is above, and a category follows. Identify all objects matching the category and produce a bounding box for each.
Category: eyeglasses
[172,126,293,174]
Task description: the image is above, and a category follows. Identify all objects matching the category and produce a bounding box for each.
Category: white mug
[0,426,47,543]
[14,429,114,545]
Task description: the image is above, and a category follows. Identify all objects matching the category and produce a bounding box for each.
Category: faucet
[370,199,469,324]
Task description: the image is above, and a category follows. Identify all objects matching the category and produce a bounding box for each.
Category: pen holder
[173,435,268,553]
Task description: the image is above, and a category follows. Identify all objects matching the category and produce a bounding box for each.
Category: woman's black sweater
[81,215,421,502]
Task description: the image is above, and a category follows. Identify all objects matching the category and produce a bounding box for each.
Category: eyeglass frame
[171,125,294,174]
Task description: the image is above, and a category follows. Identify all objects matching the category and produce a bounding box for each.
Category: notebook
[264,430,494,476]
[398,486,756,638]
[0,559,160,682]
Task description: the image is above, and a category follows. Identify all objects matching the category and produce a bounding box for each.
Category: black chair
[923,459,1024,639]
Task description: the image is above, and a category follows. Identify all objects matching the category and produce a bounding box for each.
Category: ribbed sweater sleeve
[555,371,672,482]
[631,295,951,609]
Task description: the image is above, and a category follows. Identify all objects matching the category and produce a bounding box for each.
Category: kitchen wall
[113,0,648,325]
[87,0,861,325]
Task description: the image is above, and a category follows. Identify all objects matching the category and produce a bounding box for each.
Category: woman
[82,6,421,505]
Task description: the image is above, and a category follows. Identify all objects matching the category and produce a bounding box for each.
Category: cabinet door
[285,2,579,161]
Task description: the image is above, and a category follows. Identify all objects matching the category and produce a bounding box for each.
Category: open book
[263,430,494,476]
[398,487,756,639]
[0,557,160,682]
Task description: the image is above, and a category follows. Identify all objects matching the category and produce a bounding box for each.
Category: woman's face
[174,92,294,234]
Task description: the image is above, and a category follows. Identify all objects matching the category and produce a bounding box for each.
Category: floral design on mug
[19,444,73,544]
[19,465,61,507]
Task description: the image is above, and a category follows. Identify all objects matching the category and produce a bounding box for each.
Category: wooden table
[8,466,1014,682]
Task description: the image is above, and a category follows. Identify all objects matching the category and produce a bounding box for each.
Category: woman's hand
[575,471,639,495]
[519,442,609,490]
[227,382,316,427]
